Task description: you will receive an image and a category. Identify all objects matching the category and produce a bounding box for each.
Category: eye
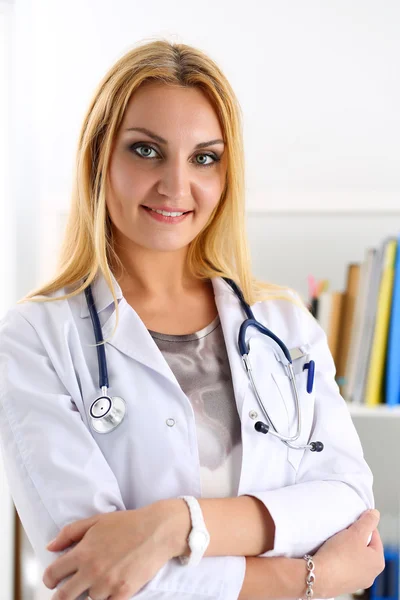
[195,153,219,167]
[128,143,221,168]
[130,143,159,159]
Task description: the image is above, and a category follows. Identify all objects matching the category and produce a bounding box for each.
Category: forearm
[161,497,327,598]
[200,495,275,556]
[238,555,325,600]
[164,495,275,558]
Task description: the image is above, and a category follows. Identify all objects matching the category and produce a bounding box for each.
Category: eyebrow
[123,127,225,150]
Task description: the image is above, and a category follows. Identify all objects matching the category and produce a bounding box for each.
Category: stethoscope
[84,278,324,452]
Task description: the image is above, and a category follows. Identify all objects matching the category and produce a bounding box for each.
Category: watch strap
[177,495,210,567]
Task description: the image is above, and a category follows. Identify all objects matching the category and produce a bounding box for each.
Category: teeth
[149,208,185,217]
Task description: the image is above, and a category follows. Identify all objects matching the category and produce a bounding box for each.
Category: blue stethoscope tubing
[84,277,323,452]
[84,283,126,434]
[223,278,323,453]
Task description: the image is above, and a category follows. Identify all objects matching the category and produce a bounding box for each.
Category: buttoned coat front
[0,272,374,600]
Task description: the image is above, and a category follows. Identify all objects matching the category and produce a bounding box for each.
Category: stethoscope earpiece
[310,441,324,452]
[255,420,323,452]
[255,421,269,434]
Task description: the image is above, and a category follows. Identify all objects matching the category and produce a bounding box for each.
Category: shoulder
[254,288,336,379]
[252,287,325,350]
[0,284,81,349]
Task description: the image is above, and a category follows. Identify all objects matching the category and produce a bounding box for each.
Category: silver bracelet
[299,554,315,599]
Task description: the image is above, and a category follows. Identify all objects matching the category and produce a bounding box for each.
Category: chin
[140,240,191,253]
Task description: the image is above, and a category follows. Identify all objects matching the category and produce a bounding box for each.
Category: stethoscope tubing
[84,284,109,390]
[222,278,304,446]
[245,357,302,443]
[84,275,323,451]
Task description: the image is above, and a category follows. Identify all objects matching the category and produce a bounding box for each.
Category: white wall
[0,3,16,600]
[5,1,400,598]
[247,212,400,300]
[0,1,15,314]
[7,0,399,292]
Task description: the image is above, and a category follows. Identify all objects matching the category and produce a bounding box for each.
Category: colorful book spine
[385,233,400,405]
[364,239,397,406]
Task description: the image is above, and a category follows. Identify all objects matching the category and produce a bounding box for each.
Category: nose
[156,155,192,201]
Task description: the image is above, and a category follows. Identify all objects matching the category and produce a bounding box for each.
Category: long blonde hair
[19,38,306,342]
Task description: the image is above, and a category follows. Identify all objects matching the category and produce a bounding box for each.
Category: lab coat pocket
[270,366,316,471]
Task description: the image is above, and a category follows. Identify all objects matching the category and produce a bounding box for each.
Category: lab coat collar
[78,269,249,414]
[79,270,123,318]
[79,268,236,318]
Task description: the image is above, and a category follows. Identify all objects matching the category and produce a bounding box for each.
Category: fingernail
[46,538,57,548]
[369,509,380,517]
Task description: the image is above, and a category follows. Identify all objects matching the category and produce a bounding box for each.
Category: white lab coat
[0,271,373,600]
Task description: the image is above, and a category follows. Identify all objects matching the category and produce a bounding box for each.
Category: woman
[0,39,384,600]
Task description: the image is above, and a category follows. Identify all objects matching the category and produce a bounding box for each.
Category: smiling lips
[141,205,193,224]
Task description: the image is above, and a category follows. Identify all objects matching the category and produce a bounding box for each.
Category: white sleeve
[0,309,245,599]
[247,305,374,558]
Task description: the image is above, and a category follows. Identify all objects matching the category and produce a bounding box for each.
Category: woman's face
[106,81,228,254]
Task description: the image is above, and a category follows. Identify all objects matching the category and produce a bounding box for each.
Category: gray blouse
[148,315,242,498]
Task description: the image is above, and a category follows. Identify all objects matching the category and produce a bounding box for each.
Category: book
[317,291,332,337]
[328,292,345,368]
[317,291,344,368]
[364,238,397,406]
[335,263,361,393]
[342,248,376,402]
[385,233,400,405]
[352,238,394,404]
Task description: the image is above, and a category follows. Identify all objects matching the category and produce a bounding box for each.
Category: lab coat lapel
[101,300,178,386]
[211,277,249,420]
[80,272,253,402]
[81,270,178,387]
[101,275,251,396]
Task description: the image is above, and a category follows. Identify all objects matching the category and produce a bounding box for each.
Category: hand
[42,502,178,600]
[314,509,385,599]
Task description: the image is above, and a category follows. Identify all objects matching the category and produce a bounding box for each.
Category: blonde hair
[19,38,307,343]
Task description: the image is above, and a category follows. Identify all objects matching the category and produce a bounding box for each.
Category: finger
[346,509,374,530]
[108,583,135,600]
[352,509,380,531]
[42,548,80,589]
[368,528,384,555]
[359,509,380,521]
[47,515,100,551]
[108,592,133,600]
[49,571,90,600]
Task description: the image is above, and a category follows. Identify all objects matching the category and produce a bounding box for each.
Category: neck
[111,241,202,301]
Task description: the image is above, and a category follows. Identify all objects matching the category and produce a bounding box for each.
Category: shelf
[347,402,400,417]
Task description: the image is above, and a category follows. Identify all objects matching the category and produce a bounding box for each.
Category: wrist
[240,556,326,600]
[154,498,192,559]
[301,555,327,599]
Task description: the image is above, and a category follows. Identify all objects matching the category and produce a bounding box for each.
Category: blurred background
[1,0,399,598]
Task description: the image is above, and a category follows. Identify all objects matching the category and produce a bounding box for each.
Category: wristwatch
[177,495,211,567]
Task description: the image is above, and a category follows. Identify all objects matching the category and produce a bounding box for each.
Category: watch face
[190,530,210,551]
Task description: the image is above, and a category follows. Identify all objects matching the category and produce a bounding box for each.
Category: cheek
[194,171,226,208]
[108,157,151,209]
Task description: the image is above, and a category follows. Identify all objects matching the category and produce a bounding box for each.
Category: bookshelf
[348,404,400,418]
[348,406,400,548]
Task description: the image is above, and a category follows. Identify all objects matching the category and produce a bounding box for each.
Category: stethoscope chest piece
[89,394,126,434]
